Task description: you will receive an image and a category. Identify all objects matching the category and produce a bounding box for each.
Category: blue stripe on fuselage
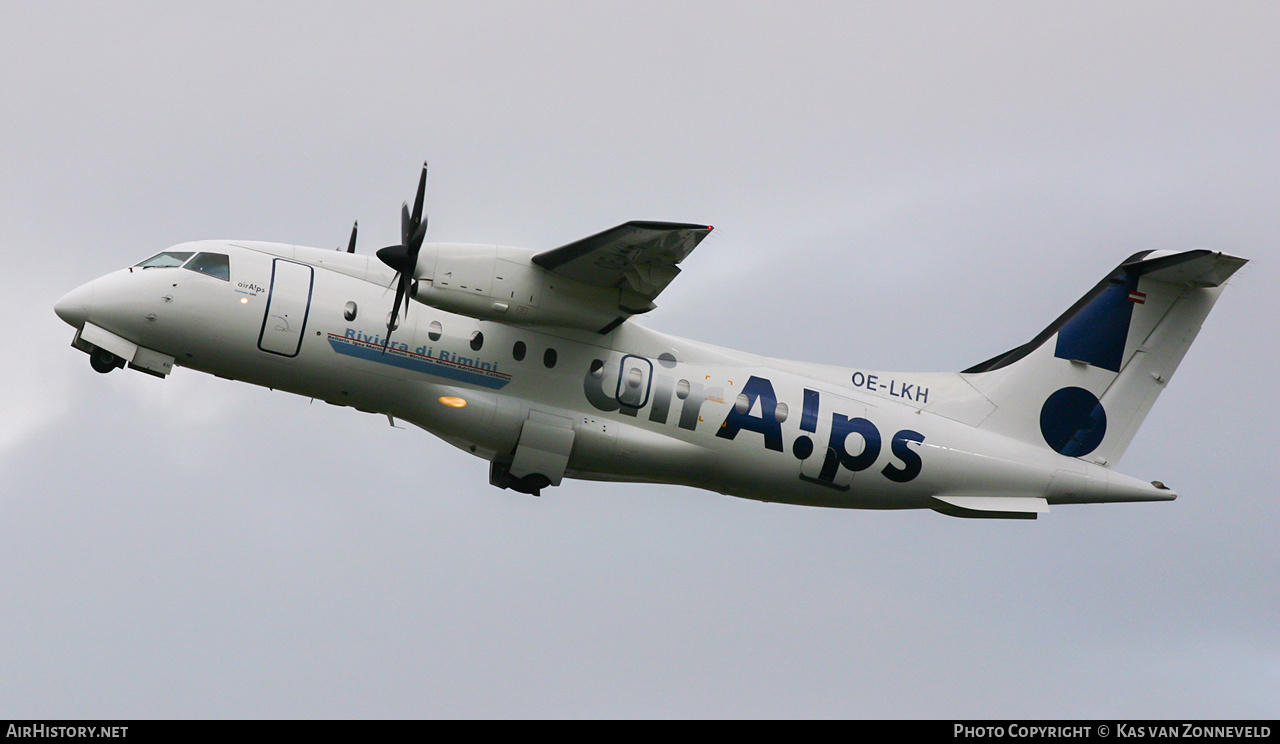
[327,333,511,390]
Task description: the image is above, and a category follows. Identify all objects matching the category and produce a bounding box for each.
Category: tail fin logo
[1040,387,1107,457]
[1054,273,1140,373]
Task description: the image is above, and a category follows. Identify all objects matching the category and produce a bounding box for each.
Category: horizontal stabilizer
[964,251,1246,375]
[1124,249,1247,287]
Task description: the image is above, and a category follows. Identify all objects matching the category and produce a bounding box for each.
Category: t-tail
[960,249,1247,468]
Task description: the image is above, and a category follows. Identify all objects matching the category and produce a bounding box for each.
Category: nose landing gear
[89,346,124,374]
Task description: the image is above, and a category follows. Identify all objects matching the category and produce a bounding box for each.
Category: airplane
[54,163,1247,519]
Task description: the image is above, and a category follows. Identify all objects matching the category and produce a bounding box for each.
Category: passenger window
[183,252,231,281]
[513,341,527,361]
[428,321,442,341]
[135,251,194,269]
[470,331,484,351]
[543,348,558,369]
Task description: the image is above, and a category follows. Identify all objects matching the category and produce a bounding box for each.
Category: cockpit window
[135,251,194,269]
[183,252,231,281]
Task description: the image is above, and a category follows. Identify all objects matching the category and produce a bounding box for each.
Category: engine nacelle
[410,243,633,333]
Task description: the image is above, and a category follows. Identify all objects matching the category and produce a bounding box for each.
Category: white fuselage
[55,240,1173,514]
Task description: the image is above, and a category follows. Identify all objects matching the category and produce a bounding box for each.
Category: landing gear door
[615,354,653,409]
[258,259,314,357]
[509,411,576,487]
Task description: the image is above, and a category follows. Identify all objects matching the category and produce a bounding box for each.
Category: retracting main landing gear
[489,411,577,498]
[489,460,552,497]
[89,346,125,374]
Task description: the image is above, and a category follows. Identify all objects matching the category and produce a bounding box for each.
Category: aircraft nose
[54,281,93,329]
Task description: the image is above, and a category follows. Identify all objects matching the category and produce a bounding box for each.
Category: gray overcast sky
[2,1,1277,718]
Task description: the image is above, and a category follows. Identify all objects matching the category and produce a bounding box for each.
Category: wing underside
[532,221,712,316]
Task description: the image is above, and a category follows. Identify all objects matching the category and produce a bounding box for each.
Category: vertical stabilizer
[961,250,1246,467]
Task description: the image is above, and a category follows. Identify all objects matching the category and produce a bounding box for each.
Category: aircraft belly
[711,447,937,510]
[587,419,715,486]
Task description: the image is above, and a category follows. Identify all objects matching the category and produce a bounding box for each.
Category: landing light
[438,396,467,408]
[240,297,249,304]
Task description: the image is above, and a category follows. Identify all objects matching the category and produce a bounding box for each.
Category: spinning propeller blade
[375,162,429,351]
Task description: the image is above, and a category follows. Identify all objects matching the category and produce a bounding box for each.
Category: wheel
[518,474,551,497]
[89,347,121,374]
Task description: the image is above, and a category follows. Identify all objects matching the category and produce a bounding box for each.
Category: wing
[532,221,712,315]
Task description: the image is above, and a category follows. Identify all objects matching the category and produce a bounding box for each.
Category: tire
[90,347,121,374]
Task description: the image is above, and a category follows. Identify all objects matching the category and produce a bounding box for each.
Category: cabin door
[258,259,314,357]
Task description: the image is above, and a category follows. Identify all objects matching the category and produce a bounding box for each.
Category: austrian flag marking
[1128,290,1146,304]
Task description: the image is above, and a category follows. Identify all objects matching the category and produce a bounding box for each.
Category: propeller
[375,162,429,351]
